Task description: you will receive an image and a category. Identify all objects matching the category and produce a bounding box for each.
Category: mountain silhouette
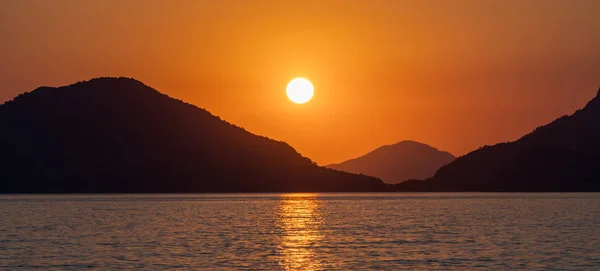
[0,77,389,193]
[395,88,600,192]
[327,140,455,184]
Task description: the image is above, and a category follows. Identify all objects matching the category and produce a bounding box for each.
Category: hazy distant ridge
[327,140,455,184]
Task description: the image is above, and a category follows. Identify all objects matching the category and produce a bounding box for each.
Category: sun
[286,78,314,104]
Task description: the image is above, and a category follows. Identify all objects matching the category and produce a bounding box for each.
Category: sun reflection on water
[276,193,324,271]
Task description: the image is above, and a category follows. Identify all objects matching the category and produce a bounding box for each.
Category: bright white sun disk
[286,78,314,104]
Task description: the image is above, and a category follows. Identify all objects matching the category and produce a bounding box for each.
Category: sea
[1,193,599,270]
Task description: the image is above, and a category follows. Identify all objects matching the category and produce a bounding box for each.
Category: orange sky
[1,0,599,165]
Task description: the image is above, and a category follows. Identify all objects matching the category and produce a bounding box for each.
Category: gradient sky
[1,0,599,165]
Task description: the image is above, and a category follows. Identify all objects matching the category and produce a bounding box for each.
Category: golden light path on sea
[276,193,324,270]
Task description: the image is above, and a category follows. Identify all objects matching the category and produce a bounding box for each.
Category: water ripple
[1,193,599,270]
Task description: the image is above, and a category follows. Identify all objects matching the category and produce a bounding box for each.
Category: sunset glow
[0,1,599,165]
[1,1,599,269]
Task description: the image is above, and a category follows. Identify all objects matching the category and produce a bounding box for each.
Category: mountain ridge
[328,140,455,184]
[395,87,600,192]
[0,77,388,193]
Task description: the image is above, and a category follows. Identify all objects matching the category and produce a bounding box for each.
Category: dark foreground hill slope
[0,78,388,193]
[396,88,600,192]
[328,141,455,184]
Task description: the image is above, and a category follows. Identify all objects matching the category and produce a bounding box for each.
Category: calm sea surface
[1,193,599,270]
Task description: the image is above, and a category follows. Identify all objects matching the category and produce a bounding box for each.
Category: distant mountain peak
[328,140,455,184]
[374,140,433,150]
[394,140,443,149]
[391,140,427,146]
[373,140,454,157]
